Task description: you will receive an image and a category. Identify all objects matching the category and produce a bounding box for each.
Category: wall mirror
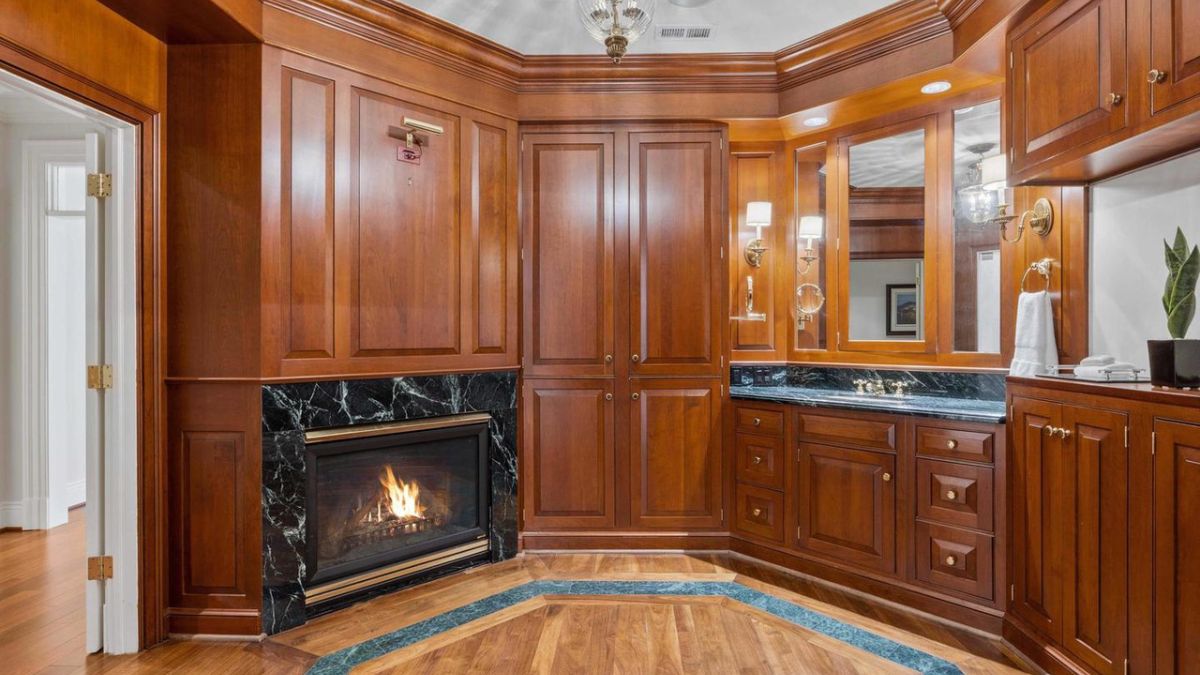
[840,117,936,351]
[951,100,1002,353]
[793,142,827,350]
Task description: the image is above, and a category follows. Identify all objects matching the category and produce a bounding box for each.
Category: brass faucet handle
[853,379,868,395]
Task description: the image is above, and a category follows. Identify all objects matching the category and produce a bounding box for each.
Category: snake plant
[1163,227,1200,339]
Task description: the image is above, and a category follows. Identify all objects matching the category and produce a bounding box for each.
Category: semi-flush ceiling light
[920,81,952,95]
[578,0,657,64]
[803,116,829,127]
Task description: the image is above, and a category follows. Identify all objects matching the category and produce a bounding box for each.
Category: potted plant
[1149,227,1200,388]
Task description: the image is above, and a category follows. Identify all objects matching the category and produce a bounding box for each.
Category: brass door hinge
[87,555,113,580]
[87,364,113,390]
[87,172,112,198]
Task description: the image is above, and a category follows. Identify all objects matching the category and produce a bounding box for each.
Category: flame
[378,466,426,521]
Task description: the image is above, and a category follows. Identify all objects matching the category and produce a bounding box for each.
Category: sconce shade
[746,201,772,227]
[980,154,1007,191]
[798,216,824,239]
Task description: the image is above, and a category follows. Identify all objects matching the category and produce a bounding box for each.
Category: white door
[83,131,106,654]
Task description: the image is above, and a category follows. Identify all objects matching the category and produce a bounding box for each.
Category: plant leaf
[1168,292,1195,339]
[1174,227,1190,263]
[1170,245,1200,310]
[1166,239,1183,274]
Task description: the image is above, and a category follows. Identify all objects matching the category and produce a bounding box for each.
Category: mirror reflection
[847,127,925,341]
[795,143,827,349]
[952,100,1003,353]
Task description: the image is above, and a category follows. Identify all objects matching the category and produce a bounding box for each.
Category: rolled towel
[1010,291,1059,377]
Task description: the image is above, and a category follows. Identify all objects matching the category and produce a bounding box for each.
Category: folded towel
[1010,291,1058,377]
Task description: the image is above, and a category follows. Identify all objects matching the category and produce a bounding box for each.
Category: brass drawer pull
[945,555,958,567]
[605,393,613,401]
[751,455,763,465]
[946,439,958,450]
[631,392,640,400]
[881,472,892,483]
[604,354,613,364]
[752,417,762,426]
[631,354,640,363]
[1109,92,1123,106]
[945,489,958,501]
[751,507,763,518]
[1149,69,1167,83]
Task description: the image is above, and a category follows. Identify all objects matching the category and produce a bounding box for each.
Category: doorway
[0,70,140,655]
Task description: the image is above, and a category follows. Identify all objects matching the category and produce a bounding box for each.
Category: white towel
[1010,291,1058,376]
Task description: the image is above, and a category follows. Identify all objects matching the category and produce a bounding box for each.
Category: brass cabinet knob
[751,455,763,465]
[1059,427,1072,439]
[752,417,762,426]
[604,354,613,364]
[751,507,763,518]
[945,555,958,567]
[1109,92,1123,106]
[881,472,892,483]
[632,392,640,400]
[1149,69,1168,83]
[605,393,614,401]
[946,439,959,450]
[1045,425,1057,436]
[945,489,958,501]
[631,354,641,363]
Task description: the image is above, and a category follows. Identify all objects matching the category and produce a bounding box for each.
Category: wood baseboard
[1002,616,1084,675]
[166,608,261,637]
[520,531,731,551]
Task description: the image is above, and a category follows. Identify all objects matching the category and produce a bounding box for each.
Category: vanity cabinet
[1006,0,1200,183]
[520,123,727,540]
[1006,378,1200,675]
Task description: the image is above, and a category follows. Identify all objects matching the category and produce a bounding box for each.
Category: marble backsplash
[730,364,1007,401]
[261,370,518,634]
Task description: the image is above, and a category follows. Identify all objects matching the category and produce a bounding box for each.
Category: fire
[378,466,426,522]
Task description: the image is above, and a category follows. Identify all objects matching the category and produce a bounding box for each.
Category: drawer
[916,425,994,463]
[796,411,896,452]
[915,522,994,601]
[735,433,784,490]
[916,459,994,531]
[733,483,784,543]
[734,406,784,436]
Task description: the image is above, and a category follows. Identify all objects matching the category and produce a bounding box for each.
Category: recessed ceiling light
[803,116,829,127]
[921,81,952,95]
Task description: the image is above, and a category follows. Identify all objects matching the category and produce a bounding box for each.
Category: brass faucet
[853,378,911,397]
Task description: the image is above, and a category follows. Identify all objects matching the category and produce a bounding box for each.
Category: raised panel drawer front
[734,405,784,437]
[733,483,785,543]
[916,459,994,531]
[915,522,994,600]
[796,411,897,452]
[915,425,994,463]
[1150,0,1200,114]
[796,443,896,573]
[735,433,784,490]
[1009,0,1128,173]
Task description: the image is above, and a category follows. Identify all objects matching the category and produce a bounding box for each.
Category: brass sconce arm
[1000,197,1054,244]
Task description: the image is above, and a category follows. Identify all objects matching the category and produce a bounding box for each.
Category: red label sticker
[398,144,422,165]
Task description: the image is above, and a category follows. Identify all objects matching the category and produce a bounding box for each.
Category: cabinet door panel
[629,379,723,529]
[1151,0,1200,114]
[1009,397,1063,639]
[522,134,616,377]
[796,443,896,573]
[348,88,461,357]
[629,132,724,376]
[1154,419,1200,674]
[1061,405,1128,674]
[1009,0,1127,172]
[522,380,615,530]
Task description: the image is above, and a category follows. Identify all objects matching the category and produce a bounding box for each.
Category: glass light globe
[577,0,657,63]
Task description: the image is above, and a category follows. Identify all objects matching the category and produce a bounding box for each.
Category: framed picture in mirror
[887,284,918,336]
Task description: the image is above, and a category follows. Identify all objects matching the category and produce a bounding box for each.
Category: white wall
[1091,150,1200,369]
[849,258,923,341]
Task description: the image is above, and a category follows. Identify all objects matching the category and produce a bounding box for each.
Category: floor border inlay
[305,580,964,674]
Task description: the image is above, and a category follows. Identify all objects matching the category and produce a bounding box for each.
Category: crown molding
[264,0,1000,97]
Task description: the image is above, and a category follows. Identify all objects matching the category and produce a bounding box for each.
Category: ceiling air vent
[655,25,714,41]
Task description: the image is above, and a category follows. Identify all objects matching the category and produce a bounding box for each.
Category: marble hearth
[261,371,518,634]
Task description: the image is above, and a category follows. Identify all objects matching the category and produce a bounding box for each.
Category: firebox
[302,413,491,607]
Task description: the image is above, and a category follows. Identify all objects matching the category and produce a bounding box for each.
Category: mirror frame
[836,114,939,354]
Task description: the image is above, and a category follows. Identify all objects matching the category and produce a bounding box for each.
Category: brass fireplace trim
[304,413,492,445]
[305,538,490,606]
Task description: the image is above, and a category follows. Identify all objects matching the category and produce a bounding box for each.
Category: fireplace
[302,413,491,607]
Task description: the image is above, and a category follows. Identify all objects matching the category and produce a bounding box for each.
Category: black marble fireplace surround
[261,371,517,634]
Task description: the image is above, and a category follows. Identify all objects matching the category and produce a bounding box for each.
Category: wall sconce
[979,155,1053,243]
[743,201,772,267]
[796,216,824,273]
[794,215,826,325]
[387,116,445,149]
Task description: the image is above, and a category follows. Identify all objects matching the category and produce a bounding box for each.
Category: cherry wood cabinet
[1006,378,1200,675]
[1007,0,1200,183]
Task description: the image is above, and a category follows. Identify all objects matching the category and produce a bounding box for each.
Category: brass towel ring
[1021,258,1054,293]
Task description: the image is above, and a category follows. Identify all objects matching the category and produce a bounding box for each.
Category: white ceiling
[397,0,897,56]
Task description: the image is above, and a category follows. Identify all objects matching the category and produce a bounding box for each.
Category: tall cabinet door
[629,379,723,529]
[1009,397,1064,640]
[1060,406,1128,675]
[1153,419,1200,674]
[522,379,616,530]
[1150,0,1200,114]
[522,133,617,377]
[628,131,725,377]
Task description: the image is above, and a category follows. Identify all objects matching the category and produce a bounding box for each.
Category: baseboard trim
[0,501,24,529]
[166,607,261,637]
[520,531,731,551]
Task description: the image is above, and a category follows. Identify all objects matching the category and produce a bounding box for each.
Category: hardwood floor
[0,515,1025,673]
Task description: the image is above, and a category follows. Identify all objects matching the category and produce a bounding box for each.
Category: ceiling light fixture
[921,81,952,95]
[668,0,714,6]
[803,116,829,127]
[578,0,657,64]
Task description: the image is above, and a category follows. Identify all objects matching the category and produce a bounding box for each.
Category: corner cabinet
[1006,0,1200,183]
[1007,378,1200,675]
[519,123,728,541]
